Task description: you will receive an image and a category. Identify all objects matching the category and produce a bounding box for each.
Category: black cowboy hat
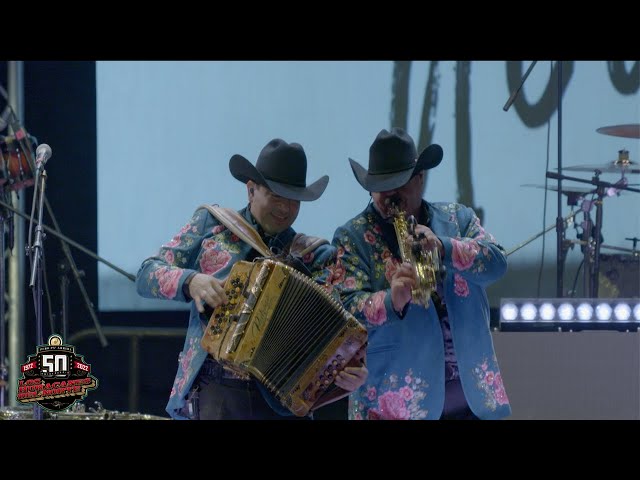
[349,128,443,192]
[229,138,329,201]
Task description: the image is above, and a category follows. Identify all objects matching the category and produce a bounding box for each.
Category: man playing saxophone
[319,128,511,420]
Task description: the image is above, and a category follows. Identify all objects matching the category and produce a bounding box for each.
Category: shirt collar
[240,205,296,253]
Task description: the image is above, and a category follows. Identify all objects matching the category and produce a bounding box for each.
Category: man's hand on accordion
[334,364,369,392]
[188,273,229,314]
[334,347,368,392]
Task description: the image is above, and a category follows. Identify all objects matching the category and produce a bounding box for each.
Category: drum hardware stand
[546,170,640,297]
[625,237,639,256]
[58,260,73,343]
[505,206,578,258]
[0,186,12,408]
[576,192,601,297]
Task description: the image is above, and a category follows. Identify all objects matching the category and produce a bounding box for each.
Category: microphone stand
[0,197,135,282]
[504,61,568,297]
[27,167,46,420]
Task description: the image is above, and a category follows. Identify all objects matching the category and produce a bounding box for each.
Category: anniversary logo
[16,334,98,412]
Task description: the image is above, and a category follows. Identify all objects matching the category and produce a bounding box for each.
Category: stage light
[502,303,518,321]
[576,303,593,321]
[595,303,612,321]
[557,303,575,321]
[500,298,640,331]
[613,303,631,321]
[520,303,537,321]
[539,303,556,321]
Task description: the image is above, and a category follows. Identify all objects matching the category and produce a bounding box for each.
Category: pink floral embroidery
[154,267,182,299]
[377,391,411,420]
[180,346,195,373]
[170,338,200,400]
[384,258,400,282]
[327,261,346,285]
[472,217,486,240]
[474,362,510,410]
[353,369,429,420]
[176,375,188,396]
[451,238,480,271]
[212,225,225,235]
[364,231,376,245]
[363,290,387,326]
[367,409,382,420]
[454,273,469,297]
[495,388,509,405]
[202,238,217,250]
[399,386,414,401]
[165,236,181,248]
[343,277,356,290]
[164,250,175,264]
[366,386,377,401]
[199,249,231,275]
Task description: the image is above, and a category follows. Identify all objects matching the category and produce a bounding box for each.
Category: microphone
[35,144,52,170]
[503,61,538,112]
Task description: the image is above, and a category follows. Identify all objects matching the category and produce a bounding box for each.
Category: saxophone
[388,201,442,307]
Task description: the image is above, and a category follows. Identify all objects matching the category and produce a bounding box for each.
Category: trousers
[440,377,479,420]
[184,357,311,420]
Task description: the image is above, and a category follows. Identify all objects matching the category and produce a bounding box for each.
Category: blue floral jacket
[135,206,336,419]
[320,201,511,420]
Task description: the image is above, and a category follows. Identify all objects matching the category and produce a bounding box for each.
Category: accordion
[200,258,368,417]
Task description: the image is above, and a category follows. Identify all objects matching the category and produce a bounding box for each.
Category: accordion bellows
[201,259,368,417]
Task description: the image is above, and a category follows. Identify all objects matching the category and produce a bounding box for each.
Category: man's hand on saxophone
[391,261,417,316]
[413,224,445,258]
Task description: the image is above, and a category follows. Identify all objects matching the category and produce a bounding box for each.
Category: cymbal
[562,160,640,174]
[521,183,633,196]
[521,184,595,195]
[563,149,640,174]
[596,124,640,139]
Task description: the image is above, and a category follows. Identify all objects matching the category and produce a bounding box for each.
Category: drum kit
[0,134,37,192]
[517,123,640,298]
